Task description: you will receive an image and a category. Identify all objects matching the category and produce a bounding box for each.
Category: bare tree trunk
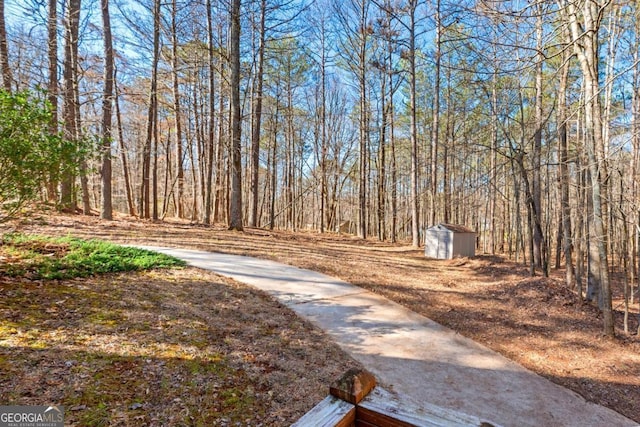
[319,9,328,233]
[60,0,81,211]
[140,0,160,219]
[357,0,369,239]
[172,0,184,219]
[572,120,585,295]
[161,129,172,218]
[377,65,387,241]
[562,0,614,337]
[228,0,243,231]
[0,0,12,91]
[532,4,545,272]
[389,42,397,243]
[443,59,453,224]
[46,0,59,201]
[632,5,640,335]
[214,41,226,223]
[428,0,440,232]
[152,105,159,220]
[601,5,621,162]
[490,47,498,254]
[409,0,419,246]
[114,71,136,217]
[73,5,90,217]
[78,61,90,216]
[558,41,576,289]
[100,0,114,220]
[513,149,545,277]
[286,77,294,230]
[47,0,58,123]
[204,0,216,225]
[511,160,523,263]
[249,0,266,227]
[622,216,630,334]
[193,69,206,219]
[269,99,279,230]
[187,114,199,220]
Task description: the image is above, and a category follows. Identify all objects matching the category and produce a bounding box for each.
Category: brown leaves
[13,212,640,422]
[0,267,359,426]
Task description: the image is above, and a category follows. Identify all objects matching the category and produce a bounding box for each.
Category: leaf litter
[0,267,360,426]
[5,212,640,423]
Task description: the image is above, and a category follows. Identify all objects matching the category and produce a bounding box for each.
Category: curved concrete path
[140,246,636,427]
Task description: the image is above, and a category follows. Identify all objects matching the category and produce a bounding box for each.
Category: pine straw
[0,268,360,426]
[8,211,640,423]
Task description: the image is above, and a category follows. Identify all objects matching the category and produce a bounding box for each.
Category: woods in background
[2,0,640,336]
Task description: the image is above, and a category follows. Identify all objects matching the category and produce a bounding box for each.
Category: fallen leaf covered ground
[5,211,640,423]
[0,251,360,425]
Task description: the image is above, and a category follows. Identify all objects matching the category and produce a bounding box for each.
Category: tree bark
[428,0,440,233]
[47,0,58,122]
[204,0,216,225]
[358,0,369,239]
[532,4,545,272]
[114,71,136,217]
[140,0,160,219]
[490,40,498,254]
[214,38,226,223]
[46,0,59,201]
[0,0,12,91]
[172,0,185,219]
[269,97,279,230]
[60,0,82,212]
[100,0,114,220]
[405,0,419,246]
[249,0,266,227]
[319,11,328,233]
[557,39,575,289]
[632,4,640,335]
[378,65,387,241]
[228,0,243,231]
[562,0,614,337]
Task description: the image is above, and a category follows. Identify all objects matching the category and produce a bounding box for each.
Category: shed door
[425,228,452,259]
[438,231,451,259]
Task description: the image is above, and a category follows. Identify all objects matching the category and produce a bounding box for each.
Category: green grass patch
[0,233,185,280]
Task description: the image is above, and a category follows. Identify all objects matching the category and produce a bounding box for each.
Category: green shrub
[0,234,186,280]
[0,90,84,221]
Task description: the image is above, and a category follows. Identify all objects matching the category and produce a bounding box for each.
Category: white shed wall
[451,233,475,258]
[424,228,453,259]
[424,225,475,259]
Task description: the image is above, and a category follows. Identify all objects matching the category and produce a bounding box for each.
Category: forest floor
[5,210,640,424]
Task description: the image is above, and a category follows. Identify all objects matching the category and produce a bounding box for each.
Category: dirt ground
[9,211,640,423]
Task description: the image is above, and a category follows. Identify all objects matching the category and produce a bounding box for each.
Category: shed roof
[429,223,475,234]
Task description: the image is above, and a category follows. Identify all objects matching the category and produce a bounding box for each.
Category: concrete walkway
[140,246,636,427]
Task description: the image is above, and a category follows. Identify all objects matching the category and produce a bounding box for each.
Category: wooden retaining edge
[291,396,356,427]
[292,368,499,427]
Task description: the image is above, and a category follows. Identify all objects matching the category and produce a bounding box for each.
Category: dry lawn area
[6,211,640,424]
[0,225,360,426]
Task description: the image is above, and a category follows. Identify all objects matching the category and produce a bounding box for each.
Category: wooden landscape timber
[294,369,497,427]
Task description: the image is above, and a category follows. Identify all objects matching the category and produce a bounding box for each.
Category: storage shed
[424,223,476,259]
